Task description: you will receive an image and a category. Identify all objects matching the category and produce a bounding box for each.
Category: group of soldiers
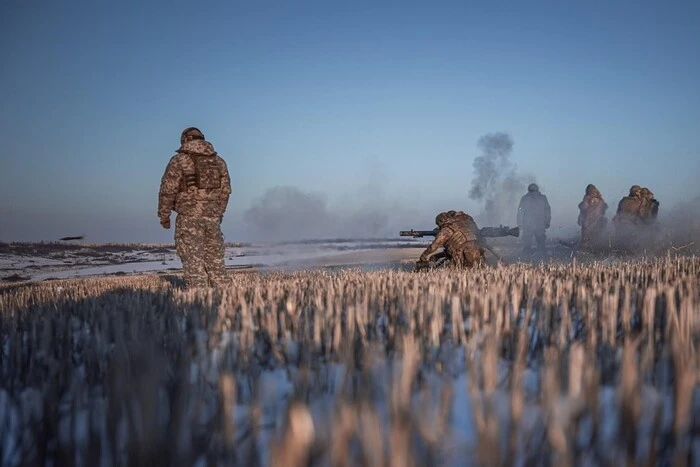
[577,183,659,253]
[157,126,664,286]
[416,183,552,270]
[416,182,661,270]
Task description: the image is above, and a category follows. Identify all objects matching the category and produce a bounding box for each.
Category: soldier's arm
[218,158,231,214]
[544,197,551,227]
[158,156,181,219]
[419,228,449,262]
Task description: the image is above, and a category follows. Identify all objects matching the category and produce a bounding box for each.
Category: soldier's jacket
[158,139,231,219]
[517,191,551,229]
[419,215,478,262]
[450,211,479,234]
[578,186,608,229]
[613,196,643,225]
[639,189,660,222]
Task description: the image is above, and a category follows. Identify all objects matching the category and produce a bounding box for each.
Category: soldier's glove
[160,217,171,229]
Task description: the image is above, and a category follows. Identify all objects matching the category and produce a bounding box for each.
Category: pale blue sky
[1,0,699,242]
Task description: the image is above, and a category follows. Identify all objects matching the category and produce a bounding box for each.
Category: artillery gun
[400,225,520,270]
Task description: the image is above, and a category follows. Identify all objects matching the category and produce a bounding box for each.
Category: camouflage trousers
[581,222,608,251]
[443,242,484,268]
[175,215,229,288]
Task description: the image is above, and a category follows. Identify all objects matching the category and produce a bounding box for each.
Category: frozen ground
[0,235,631,284]
[0,239,433,283]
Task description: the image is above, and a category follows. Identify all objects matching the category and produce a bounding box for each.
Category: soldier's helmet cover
[641,187,654,198]
[435,212,450,227]
[629,185,642,197]
[528,183,539,192]
[181,127,205,144]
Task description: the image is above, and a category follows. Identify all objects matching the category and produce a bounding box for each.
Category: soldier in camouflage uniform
[158,127,232,288]
[612,185,644,252]
[638,187,660,246]
[517,183,551,254]
[417,211,484,269]
[639,187,660,223]
[577,184,608,250]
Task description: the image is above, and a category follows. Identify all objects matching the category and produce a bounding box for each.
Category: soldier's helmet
[435,212,450,227]
[641,187,654,199]
[181,127,205,144]
[629,185,642,197]
[528,183,539,192]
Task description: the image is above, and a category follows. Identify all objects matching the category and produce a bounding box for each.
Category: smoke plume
[243,185,393,242]
[469,132,531,226]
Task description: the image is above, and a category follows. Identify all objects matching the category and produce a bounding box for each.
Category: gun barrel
[478,226,520,238]
[399,229,438,238]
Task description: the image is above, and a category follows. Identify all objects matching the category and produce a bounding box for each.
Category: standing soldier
[639,187,660,223]
[612,185,644,252]
[417,211,484,269]
[158,127,232,288]
[639,186,660,246]
[577,184,608,251]
[517,183,551,255]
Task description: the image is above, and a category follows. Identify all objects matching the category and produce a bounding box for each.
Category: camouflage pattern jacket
[613,196,643,225]
[578,187,608,230]
[158,140,231,220]
[451,211,479,234]
[419,217,478,262]
[639,189,660,223]
[517,191,551,230]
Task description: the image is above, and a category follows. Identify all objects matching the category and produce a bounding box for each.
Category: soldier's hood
[585,184,601,197]
[177,139,217,156]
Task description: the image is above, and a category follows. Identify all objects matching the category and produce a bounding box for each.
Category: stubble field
[1,251,699,466]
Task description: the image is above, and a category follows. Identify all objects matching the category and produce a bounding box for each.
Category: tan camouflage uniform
[577,184,608,249]
[517,183,551,253]
[638,187,661,246]
[158,128,231,288]
[418,211,484,268]
[639,187,660,223]
[612,185,644,252]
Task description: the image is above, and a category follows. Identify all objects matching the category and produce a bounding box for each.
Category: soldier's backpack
[182,153,222,190]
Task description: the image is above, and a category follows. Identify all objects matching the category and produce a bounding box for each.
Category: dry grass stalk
[0,255,698,465]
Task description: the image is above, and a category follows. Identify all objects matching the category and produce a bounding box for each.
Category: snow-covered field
[0,239,431,283]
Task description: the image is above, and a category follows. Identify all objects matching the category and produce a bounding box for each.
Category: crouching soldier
[417,211,484,270]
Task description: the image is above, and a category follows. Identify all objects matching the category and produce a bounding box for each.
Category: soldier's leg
[521,229,534,251]
[463,248,484,268]
[175,216,209,288]
[581,226,590,247]
[451,249,465,268]
[202,217,229,287]
[535,229,546,252]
